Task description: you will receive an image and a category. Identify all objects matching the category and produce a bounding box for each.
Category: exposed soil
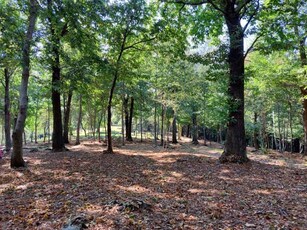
[0,138,306,229]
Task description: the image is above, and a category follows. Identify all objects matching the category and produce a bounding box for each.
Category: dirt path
[0,140,306,229]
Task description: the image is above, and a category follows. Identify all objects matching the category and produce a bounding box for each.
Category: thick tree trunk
[48,0,65,152]
[11,0,38,168]
[219,12,248,163]
[192,113,199,145]
[75,95,82,145]
[63,90,73,143]
[51,51,65,151]
[296,25,307,155]
[4,68,12,152]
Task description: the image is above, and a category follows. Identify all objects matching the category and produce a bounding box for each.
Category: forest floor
[0,138,306,230]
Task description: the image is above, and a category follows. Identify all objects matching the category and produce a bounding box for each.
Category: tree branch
[244,34,261,59]
[242,0,259,33]
[123,36,157,51]
[162,0,226,15]
[236,0,252,14]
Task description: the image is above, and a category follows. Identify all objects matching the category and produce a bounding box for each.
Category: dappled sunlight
[1,140,306,229]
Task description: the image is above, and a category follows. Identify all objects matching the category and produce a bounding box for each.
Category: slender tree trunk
[178,124,181,141]
[124,95,129,139]
[105,29,127,153]
[98,110,103,142]
[75,95,82,145]
[104,111,107,142]
[154,90,157,146]
[121,98,125,146]
[11,0,38,168]
[4,68,12,152]
[48,101,51,143]
[203,126,207,146]
[172,112,177,144]
[141,103,143,143]
[63,90,72,143]
[34,99,39,143]
[160,104,164,146]
[81,122,87,137]
[253,112,260,150]
[301,88,307,155]
[127,97,134,141]
[277,105,283,152]
[289,102,293,153]
[219,11,248,163]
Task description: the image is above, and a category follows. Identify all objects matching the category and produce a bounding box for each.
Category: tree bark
[63,90,73,143]
[4,68,12,152]
[219,10,249,163]
[11,0,38,168]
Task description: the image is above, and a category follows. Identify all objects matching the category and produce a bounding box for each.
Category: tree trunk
[141,103,143,143]
[11,0,38,168]
[277,104,282,152]
[253,112,260,150]
[48,0,65,152]
[192,113,199,145]
[301,88,307,155]
[219,12,248,163]
[295,25,307,155]
[172,112,178,144]
[160,104,164,146]
[34,99,39,143]
[121,98,125,146]
[75,95,82,145]
[203,126,207,146]
[124,96,134,142]
[97,110,103,142]
[4,68,12,152]
[124,95,129,140]
[63,90,73,144]
[127,97,134,141]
